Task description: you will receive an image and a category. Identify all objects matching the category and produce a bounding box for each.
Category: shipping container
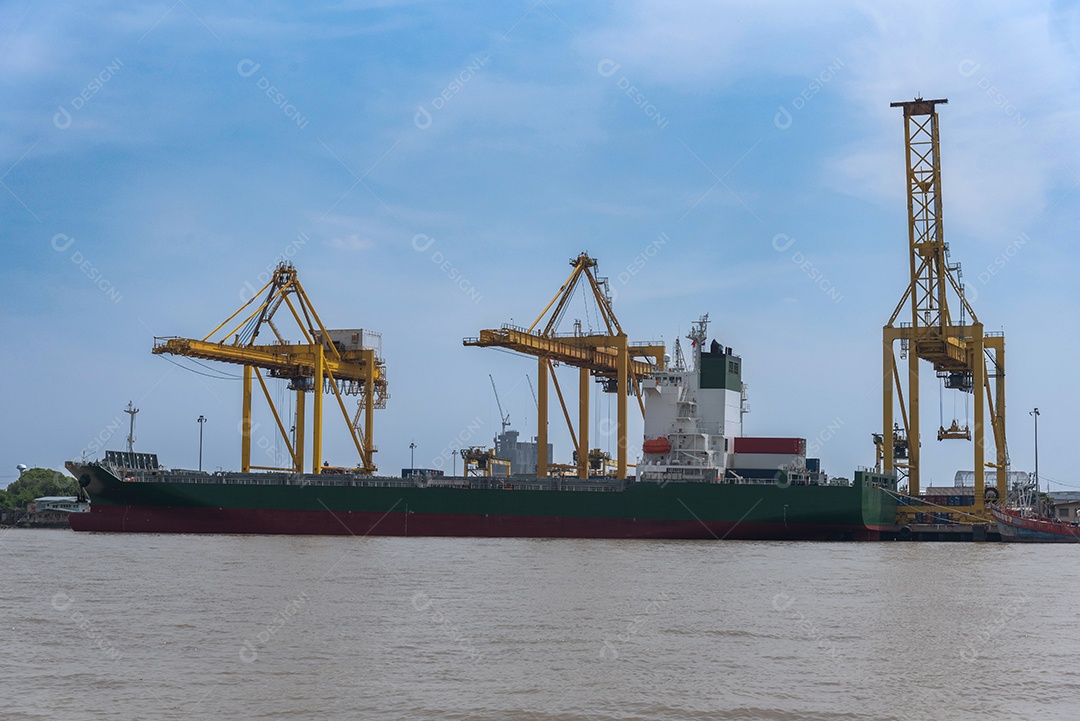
[923,488,974,509]
[316,328,382,354]
[732,437,806,455]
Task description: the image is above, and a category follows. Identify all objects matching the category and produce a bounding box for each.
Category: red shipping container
[733,437,806,455]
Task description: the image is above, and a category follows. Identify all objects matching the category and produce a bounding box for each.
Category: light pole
[409,441,416,469]
[1030,407,1040,509]
[198,415,207,472]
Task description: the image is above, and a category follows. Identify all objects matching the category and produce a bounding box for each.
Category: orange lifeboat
[642,437,671,455]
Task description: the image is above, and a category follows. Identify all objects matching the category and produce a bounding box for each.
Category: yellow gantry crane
[882,98,1007,517]
[460,447,512,477]
[153,262,388,475]
[464,252,664,480]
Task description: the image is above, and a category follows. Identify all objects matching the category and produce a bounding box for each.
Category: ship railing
[855,466,898,490]
[109,465,165,481]
[668,422,722,435]
[719,474,848,487]
[103,469,639,492]
[115,472,426,489]
[856,465,896,475]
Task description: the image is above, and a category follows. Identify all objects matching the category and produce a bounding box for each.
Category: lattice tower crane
[881,98,1007,517]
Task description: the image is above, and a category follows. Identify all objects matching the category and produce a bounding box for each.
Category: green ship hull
[68,463,897,540]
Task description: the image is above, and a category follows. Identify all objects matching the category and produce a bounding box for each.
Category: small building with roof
[25,496,89,526]
[1048,491,1080,522]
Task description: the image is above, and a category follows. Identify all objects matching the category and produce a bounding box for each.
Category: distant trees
[0,468,80,509]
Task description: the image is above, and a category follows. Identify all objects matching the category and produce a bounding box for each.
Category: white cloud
[329,233,375,251]
[0,31,56,76]
[4,0,1080,483]
[826,3,1080,243]
[406,76,608,151]
[582,0,874,87]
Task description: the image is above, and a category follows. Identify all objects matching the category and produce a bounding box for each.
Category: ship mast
[673,337,686,372]
[124,401,139,456]
[688,314,709,372]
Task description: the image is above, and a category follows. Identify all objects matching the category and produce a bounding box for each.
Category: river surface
[2,529,1077,720]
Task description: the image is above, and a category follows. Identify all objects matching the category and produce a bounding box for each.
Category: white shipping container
[317,329,382,355]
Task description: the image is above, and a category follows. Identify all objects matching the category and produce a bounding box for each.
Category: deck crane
[152,262,388,475]
[881,98,1007,517]
[489,374,511,434]
[464,252,665,480]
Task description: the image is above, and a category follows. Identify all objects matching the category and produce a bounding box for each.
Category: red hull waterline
[69,505,888,541]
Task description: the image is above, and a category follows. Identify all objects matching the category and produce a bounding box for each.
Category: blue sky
[2,1,1078,491]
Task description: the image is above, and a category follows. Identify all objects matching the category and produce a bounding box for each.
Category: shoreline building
[495,430,551,476]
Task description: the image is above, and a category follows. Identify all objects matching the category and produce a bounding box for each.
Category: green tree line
[1,468,80,509]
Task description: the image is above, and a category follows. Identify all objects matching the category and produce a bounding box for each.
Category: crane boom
[527,374,537,409]
[489,374,510,433]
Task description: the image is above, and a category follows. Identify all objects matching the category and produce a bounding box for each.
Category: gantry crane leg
[242,365,253,472]
[992,339,1007,501]
[578,368,589,479]
[882,335,894,476]
[538,357,549,478]
[972,323,985,511]
[365,349,376,470]
[295,388,305,473]
[616,333,628,480]
[313,344,324,473]
[908,338,920,497]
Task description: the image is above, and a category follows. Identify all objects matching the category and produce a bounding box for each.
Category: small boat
[990,505,1080,543]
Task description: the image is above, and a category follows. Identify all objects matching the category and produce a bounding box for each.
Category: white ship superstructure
[638,315,745,483]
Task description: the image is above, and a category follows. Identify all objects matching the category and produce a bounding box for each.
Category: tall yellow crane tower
[882,98,1007,518]
[464,252,664,480]
[153,262,388,475]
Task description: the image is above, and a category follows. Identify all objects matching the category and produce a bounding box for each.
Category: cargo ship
[68,315,897,540]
